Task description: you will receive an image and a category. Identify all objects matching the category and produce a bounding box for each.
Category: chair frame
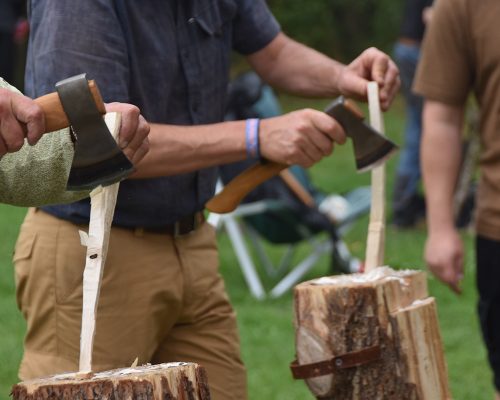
[208,180,370,299]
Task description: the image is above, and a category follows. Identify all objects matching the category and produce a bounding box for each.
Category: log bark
[293,267,450,400]
[11,362,211,400]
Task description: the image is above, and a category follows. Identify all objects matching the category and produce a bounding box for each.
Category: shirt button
[188,17,196,24]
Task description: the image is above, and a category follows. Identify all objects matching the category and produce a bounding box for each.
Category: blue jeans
[392,42,424,215]
[477,236,500,391]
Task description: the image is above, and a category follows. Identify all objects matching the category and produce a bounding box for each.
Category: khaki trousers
[13,208,247,400]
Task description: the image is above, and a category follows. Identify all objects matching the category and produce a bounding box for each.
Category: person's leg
[0,31,16,82]
[392,42,425,227]
[151,222,247,400]
[476,236,500,397]
[14,209,185,378]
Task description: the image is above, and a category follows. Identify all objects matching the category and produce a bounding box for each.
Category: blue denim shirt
[26,0,280,227]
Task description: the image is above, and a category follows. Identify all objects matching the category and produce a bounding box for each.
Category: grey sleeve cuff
[232,0,281,55]
[0,131,90,206]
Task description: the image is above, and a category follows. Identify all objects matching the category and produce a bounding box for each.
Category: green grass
[0,205,27,398]
[0,96,493,399]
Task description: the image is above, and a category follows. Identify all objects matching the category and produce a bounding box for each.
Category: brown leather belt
[131,211,205,237]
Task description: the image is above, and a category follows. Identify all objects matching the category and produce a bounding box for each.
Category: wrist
[428,220,457,237]
[245,118,261,160]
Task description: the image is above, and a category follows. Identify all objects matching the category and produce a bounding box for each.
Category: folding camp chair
[208,71,371,299]
[208,176,371,299]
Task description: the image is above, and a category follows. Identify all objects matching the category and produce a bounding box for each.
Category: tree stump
[292,267,451,400]
[11,362,211,400]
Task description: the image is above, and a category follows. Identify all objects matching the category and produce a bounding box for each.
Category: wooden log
[11,362,211,400]
[292,267,451,400]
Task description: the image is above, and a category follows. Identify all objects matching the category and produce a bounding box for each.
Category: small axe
[33,73,134,191]
[205,96,398,214]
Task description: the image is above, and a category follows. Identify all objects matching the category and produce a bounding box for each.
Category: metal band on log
[292,267,451,399]
[11,362,211,400]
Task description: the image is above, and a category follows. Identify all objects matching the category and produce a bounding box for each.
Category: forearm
[133,121,247,178]
[132,105,346,178]
[422,101,464,234]
[0,130,89,206]
[247,33,344,98]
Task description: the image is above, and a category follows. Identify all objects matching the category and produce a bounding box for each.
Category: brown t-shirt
[414,0,500,240]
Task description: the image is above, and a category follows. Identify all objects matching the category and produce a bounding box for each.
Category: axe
[205,96,398,214]
[33,73,134,191]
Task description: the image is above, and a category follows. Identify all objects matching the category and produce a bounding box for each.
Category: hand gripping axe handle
[205,96,398,214]
[34,73,134,191]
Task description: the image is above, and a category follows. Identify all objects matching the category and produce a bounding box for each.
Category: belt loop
[173,222,181,238]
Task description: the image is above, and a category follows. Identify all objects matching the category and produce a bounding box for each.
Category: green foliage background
[268,0,404,62]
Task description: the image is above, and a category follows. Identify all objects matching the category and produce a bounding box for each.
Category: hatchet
[33,73,134,191]
[205,96,398,214]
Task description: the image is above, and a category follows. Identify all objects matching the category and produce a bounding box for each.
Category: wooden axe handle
[205,161,287,213]
[279,169,316,208]
[34,80,106,133]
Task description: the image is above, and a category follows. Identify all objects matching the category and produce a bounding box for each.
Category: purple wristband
[245,118,260,159]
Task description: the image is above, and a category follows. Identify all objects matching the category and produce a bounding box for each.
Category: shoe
[391,194,426,229]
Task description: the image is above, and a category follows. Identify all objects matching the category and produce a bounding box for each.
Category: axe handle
[34,80,106,133]
[205,161,287,213]
[279,169,316,207]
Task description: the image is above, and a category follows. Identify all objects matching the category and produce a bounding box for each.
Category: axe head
[55,74,134,191]
[325,96,398,172]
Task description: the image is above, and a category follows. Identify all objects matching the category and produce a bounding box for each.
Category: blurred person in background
[0,0,27,86]
[415,0,500,398]
[391,0,433,228]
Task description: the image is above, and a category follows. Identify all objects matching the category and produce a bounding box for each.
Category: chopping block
[292,267,450,400]
[11,362,211,400]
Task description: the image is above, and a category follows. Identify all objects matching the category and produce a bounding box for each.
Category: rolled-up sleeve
[413,0,472,105]
[25,0,129,102]
[232,0,281,55]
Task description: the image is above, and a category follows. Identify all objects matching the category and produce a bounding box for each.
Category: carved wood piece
[364,82,386,271]
[78,112,121,374]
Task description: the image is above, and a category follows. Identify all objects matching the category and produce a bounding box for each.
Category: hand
[336,47,400,111]
[0,88,45,157]
[105,103,150,165]
[424,228,464,294]
[422,6,434,24]
[259,108,346,168]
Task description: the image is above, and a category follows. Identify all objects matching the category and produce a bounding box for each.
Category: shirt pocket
[187,0,237,122]
[192,0,236,37]
[54,230,87,305]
